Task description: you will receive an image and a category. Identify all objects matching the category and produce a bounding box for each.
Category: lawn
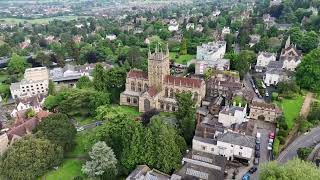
[41,159,84,180]
[0,16,89,25]
[170,52,195,64]
[0,74,8,83]
[276,94,305,129]
[67,131,93,158]
[115,105,141,117]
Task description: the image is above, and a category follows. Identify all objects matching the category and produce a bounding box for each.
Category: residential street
[278,126,320,164]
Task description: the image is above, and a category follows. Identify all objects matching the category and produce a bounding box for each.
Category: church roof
[164,75,203,88]
[147,86,158,97]
[128,70,148,79]
[281,45,302,57]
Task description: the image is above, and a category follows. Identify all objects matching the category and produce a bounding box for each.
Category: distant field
[0,16,89,25]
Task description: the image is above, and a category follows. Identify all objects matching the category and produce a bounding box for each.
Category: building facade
[249,99,281,123]
[196,41,226,61]
[120,46,206,112]
[255,52,276,72]
[10,67,49,99]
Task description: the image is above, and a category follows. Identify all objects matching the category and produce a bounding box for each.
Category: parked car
[95,121,103,126]
[256,138,261,144]
[255,144,260,151]
[256,132,261,139]
[269,132,275,139]
[255,151,260,158]
[249,166,258,174]
[242,173,250,180]
[269,138,274,143]
[268,142,273,150]
[265,91,269,97]
[254,158,260,165]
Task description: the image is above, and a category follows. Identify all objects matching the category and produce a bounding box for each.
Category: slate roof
[219,106,245,116]
[147,86,158,97]
[217,131,255,148]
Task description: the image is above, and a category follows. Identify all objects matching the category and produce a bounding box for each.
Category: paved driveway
[278,126,320,164]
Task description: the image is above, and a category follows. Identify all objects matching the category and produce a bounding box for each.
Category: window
[166,105,170,111]
[172,106,176,111]
[26,86,29,88]
[144,83,148,91]
[211,148,214,152]
[133,98,138,104]
[138,83,142,92]
[231,145,233,147]
[23,90,25,92]
[131,81,135,91]
[201,146,206,150]
[169,88,174,98]
[160,103,164,109]
[127,97,131,103]
[240,146,243,149]
[165,87,169,97]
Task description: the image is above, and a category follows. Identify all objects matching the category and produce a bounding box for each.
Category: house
[249,34,261,47]
[192,131,255,163]
[73,35,82,43]
[195,59,230,74]
[10,95,45,118]
[168,19,179,32]
[195,24,204,32]
[275,23,292,31]
[218,104,248,127]
[269,0,282,7]
[10,67,49,99]
[221,27,231,35]
[249,99,281,123]
[255,52,276,72]
[106,34,117,41]
[263,14,276,28]
[212,9,221,17]
[126,165,171,180]
[120,45,206,112]
[263,68,288,86]
[186,23,194,30]
[172,150,227,180]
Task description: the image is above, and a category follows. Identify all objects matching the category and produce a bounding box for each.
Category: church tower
[148,44,170,91]
[285,35,291,48]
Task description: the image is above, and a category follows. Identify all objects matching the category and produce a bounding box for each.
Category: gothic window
[172,106,176,111]
[169,88,174,98]
[176,89,180,96]
[144,83,148,91]
[127,97,131,103]
[138,82,142,92]
[160,103,164,110]
[165,87,169,97]
[131,81,135,91]
[133,98,138,104]
[166,104,170,111]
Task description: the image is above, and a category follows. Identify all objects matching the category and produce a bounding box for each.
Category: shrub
[273,138,280,157]
[299,121,312,133]
[297,147,313,160]
[278,129,289,138]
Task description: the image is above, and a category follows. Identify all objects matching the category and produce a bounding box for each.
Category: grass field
[41,159,84,180]
[0,16,88,25]
[170,52,195,64]
[277,94,305,129]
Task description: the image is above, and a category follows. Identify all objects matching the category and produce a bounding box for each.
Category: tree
[93,64,107,92]
[35,51,51,67]
[48,80,55,95]
[82,141,117,178]
[43,95,59,111]
[34,113,76,152]
[179,38,188,55]
[296,48,320,91]
[0,136,63,180]
[7,53,29,75]
[259,158,320,180]
[25,108,36,118]
[277,80,300,97]
[175,92,196,144]
[76,76,92,89]
[0,43,12,57]
[297,147,313,160]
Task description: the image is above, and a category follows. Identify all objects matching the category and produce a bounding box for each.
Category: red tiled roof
[164,75,203,88]
[147,86,158,97]
[128,69,148,79]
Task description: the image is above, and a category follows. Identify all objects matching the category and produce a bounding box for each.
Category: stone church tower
[147,44,170,91]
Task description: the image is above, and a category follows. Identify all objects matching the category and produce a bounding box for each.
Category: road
[277,126,320,164]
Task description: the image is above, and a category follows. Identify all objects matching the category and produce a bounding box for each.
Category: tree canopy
[34,113,77,152]
[0,136,63,180]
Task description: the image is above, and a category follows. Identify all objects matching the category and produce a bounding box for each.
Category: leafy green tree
[175,92,196,144]
[35,51,51,67]
[76,76,92,89]
[82,141,117,178]
[0,43,12,57]
[180,38,188,55]
[48,80,56,95]
[277,80,300,97]
[34,113,76,152]
[43,95,59,111]
[93,64,107,92]
[296,48,320,91]
[260,158,320,180]
[25,108,36,118]
[7,53,29,75]
[0,136,63,180]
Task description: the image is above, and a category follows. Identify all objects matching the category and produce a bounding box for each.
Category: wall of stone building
[125,77,149,93]
[249,107,277,123]
[120,93,139,107]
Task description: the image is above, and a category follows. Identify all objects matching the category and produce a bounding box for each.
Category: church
[120,45,206,112]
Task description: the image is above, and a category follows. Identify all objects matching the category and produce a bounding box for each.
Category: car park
[249,166,258,174]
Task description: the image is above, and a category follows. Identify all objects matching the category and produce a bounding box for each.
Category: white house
[212,10,221,17]
[196,24,204,32]
[10,95,44,117]
[218,105,247,127]
[222,27,231,35]
[195,59,230,74]
[196,41,226,61]
[192,132,255,163]
[186,23,195,30]
[106,34,117,41]
[168,19,179,32]
[255,52,276,72]
[263,68,288,86]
